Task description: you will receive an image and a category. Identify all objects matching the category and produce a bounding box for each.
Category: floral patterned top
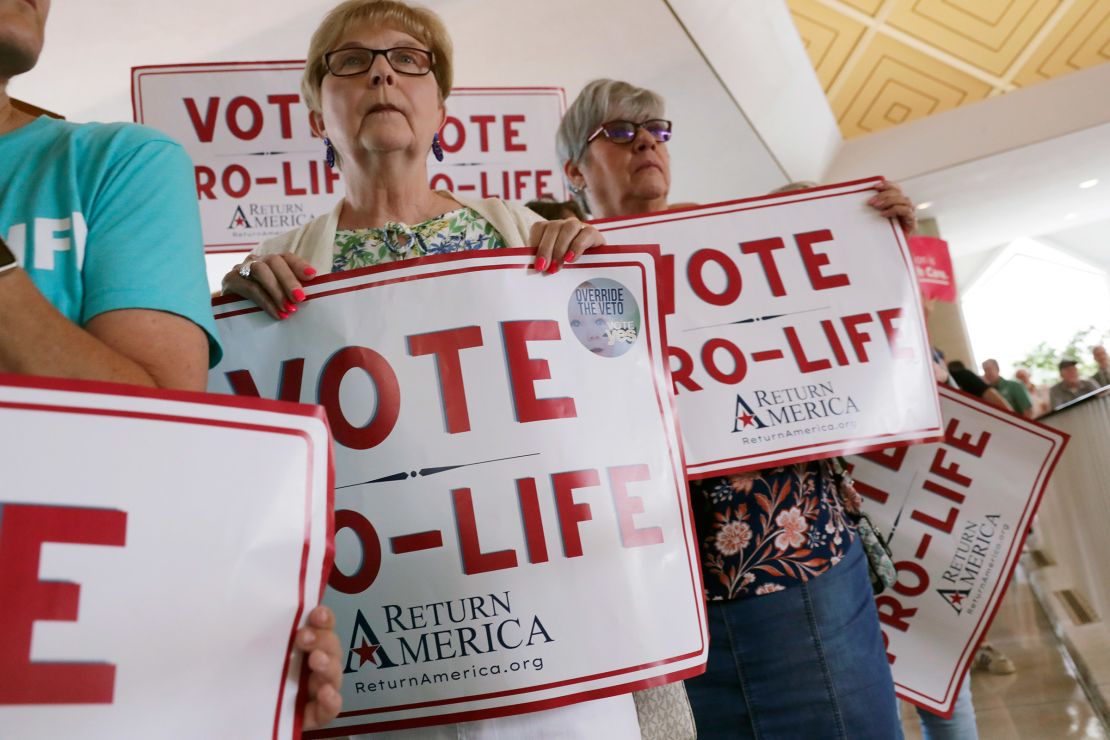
[691,461,858,601]
[332,207,506,271]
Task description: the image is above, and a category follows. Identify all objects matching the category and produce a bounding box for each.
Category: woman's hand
[222,253,317,320]
[528,218,606,273]
[296,605,343,730]
[868,180,917,236]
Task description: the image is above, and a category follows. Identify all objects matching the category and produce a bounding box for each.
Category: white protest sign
[0,374,332,739]
[207,247,706,734]
[132,62,566,252]
[847,385,1068,716]
[594,179,943,477]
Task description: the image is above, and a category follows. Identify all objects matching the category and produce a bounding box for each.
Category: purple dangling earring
[324,137,336,169]
[431,132,444,162]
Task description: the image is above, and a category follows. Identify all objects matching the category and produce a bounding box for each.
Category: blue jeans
[914,678,977,739]
[687,536,903,739]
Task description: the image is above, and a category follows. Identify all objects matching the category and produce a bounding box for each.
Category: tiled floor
[900,570,1109,739]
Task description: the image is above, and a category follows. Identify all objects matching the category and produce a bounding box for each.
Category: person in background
[0,0,342,728]
[1091,345,1110,387]
[222,3,643,738]
[981,359,1033,418]
[946,359,1012,412]
[1049,357,1099,409]
[524,197,586,221]
[558,77,915,740]
[1015,367,1051,418]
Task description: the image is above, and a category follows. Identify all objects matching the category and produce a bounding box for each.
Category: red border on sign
[212,247,706,733]
[880,385,1069,717]
[0,372,335,740]
[593,178,945,477]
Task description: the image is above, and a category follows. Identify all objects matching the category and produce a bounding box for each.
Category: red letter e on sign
[0,503,127,704]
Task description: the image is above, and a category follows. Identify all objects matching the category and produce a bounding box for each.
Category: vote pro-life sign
[207,248,706,733]
[594,179,943,476]
[847,386,1068,716]
[131,61,567,252]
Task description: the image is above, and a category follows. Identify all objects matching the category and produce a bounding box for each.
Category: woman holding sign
[557,79,916,739]
[221,2,643,738]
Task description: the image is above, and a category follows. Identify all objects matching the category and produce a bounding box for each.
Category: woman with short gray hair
[558,78,916,740]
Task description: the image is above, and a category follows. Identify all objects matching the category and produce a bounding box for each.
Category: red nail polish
[548,261,560,274]
[534,257,548,272]
[304,267,318,278]
[278,311,289,320]
[564,252,576,263]
[293,288,306,302]
[284,300,296,312]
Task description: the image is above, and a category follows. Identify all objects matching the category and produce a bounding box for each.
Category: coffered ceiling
[788,0,1110,137]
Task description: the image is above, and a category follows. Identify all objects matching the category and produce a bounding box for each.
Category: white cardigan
[251,192,545,272]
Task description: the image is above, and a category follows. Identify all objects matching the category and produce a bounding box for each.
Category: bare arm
[981,387,1013,413]
[0,268,208,391]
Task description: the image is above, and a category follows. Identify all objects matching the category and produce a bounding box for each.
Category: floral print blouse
[332,207,506,271]
[691,461,857,601]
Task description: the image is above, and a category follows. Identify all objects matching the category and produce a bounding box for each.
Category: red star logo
[234,217,246,227]
[737,413,755,428]
[949,592,965,605]
[353,639,381,667]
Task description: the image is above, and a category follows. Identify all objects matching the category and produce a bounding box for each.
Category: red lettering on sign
[183,97,220,143]
[222,164,251,198]
[283,161,307,197]
[318,346,401,450]
[911,505,959,534]
[267,94,300,140]
[796,229,850,290]
[876,594,917,632]
[701,338,747,385]
[944,418,990,458]
[877,307,913,359]
[841,313,874,363]
[440,117,465,153]
[687,249,741,306]
[784,326,832,373]
[853,479,890,505]
[892,559,929,598]
[329,510,382,594]
[470,114,496,151]
[225,358,305,402]
[503,115,526,152]
[195,166,217,200]
[820,319,850,366]
[929,448,972,488]
[739,237,787,297]
[502,321,577,423]
[226,96,264,140]
[861,445,908,471]
[608,465,663,548]
[553,469,600,558]
[453,488,518,574]
[517,478,549,564]
[668,346,703,394]
[408,326,484,434]
[0,503,127,704]
[535,169,553,199]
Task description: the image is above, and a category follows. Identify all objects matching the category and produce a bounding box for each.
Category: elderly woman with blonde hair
[223,0,604,313]
[222,3,639,738]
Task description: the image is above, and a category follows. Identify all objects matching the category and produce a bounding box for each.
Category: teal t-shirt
[0,116,222,366]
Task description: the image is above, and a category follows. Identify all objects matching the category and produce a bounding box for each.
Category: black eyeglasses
[587,119,673,145]
[324,47,435,77]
